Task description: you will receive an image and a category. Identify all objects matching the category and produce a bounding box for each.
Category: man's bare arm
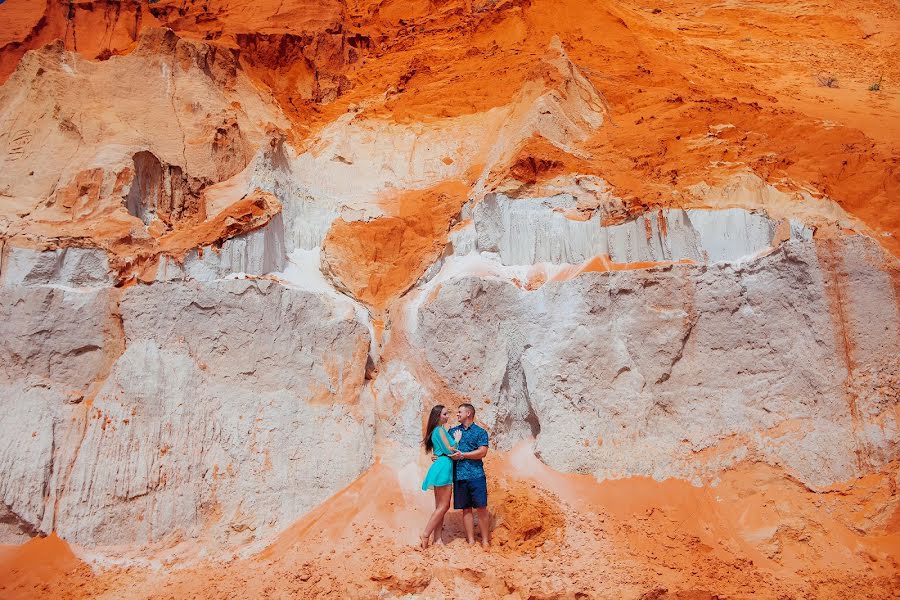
[453,445,488,460]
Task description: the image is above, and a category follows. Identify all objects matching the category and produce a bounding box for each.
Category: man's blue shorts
[453,476,488,509]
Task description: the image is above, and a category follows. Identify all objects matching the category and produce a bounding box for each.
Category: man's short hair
[460,403,475,417]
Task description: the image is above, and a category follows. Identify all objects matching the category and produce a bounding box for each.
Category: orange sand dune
[0,534,85,598]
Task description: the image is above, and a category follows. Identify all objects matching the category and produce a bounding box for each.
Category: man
[448,403,490,548]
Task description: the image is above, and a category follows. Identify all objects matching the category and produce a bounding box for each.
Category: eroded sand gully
[1,0,899,598]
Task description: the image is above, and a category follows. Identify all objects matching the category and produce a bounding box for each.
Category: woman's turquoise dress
[421,426,457,490]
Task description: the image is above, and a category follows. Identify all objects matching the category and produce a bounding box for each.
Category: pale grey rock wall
[0,279,373,553]
[156,213,288,282]
[2,247,113,287]
[0,286,118,540]
[372,362,431,449]
[413,236,898,487]
[0,199,895,556]
[466,195,810,266]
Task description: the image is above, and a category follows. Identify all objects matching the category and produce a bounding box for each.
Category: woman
[419,404,462,548]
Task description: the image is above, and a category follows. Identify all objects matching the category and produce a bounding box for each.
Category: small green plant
[869,76,883,91]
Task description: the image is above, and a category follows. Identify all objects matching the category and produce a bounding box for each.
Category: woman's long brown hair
[423,405,445,453]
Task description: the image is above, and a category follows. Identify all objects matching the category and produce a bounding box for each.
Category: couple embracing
[419,403,490,549]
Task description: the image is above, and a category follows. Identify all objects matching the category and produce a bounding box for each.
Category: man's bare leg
[476,507,490,548]
[462,508,476,544]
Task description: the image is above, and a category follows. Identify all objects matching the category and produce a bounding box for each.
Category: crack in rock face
[124,151,209,228]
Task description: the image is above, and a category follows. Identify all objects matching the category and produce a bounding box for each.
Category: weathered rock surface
[462,194,812,266]
[0,28,284,257]
[411,235,899,487]
[0,6,897,600]
[1,246,113,287]
[155,212,287,282]
[0,285,119,544]
[0,278,373,553]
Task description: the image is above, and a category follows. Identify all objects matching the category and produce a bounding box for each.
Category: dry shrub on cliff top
[816,74,839,88]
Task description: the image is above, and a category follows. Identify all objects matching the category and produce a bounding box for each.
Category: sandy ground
[1,444,897,599]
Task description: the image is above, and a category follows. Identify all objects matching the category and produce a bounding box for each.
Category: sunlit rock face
[0,285,118,545]
[0,273,373,552]
[0,199,897,555]
[410,234,898,488]
[155,213,288,282]
[458,193,812,266]
[2,247,114,287]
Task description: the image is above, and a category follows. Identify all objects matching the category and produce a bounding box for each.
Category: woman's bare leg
[433,492,448,544]
[420,485,453,548]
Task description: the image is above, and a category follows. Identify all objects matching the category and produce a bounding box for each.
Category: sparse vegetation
[869,76,883,91]
[816,74,839,88]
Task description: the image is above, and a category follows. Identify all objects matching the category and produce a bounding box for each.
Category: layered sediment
[0,0,898,598]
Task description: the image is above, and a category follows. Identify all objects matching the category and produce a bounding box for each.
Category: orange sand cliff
[1,0,898,266]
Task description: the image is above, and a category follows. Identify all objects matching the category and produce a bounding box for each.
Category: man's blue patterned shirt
[448,422,489,481]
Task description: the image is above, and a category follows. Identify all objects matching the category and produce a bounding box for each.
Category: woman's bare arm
[438,428,457,448]
[438,428,461,456]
